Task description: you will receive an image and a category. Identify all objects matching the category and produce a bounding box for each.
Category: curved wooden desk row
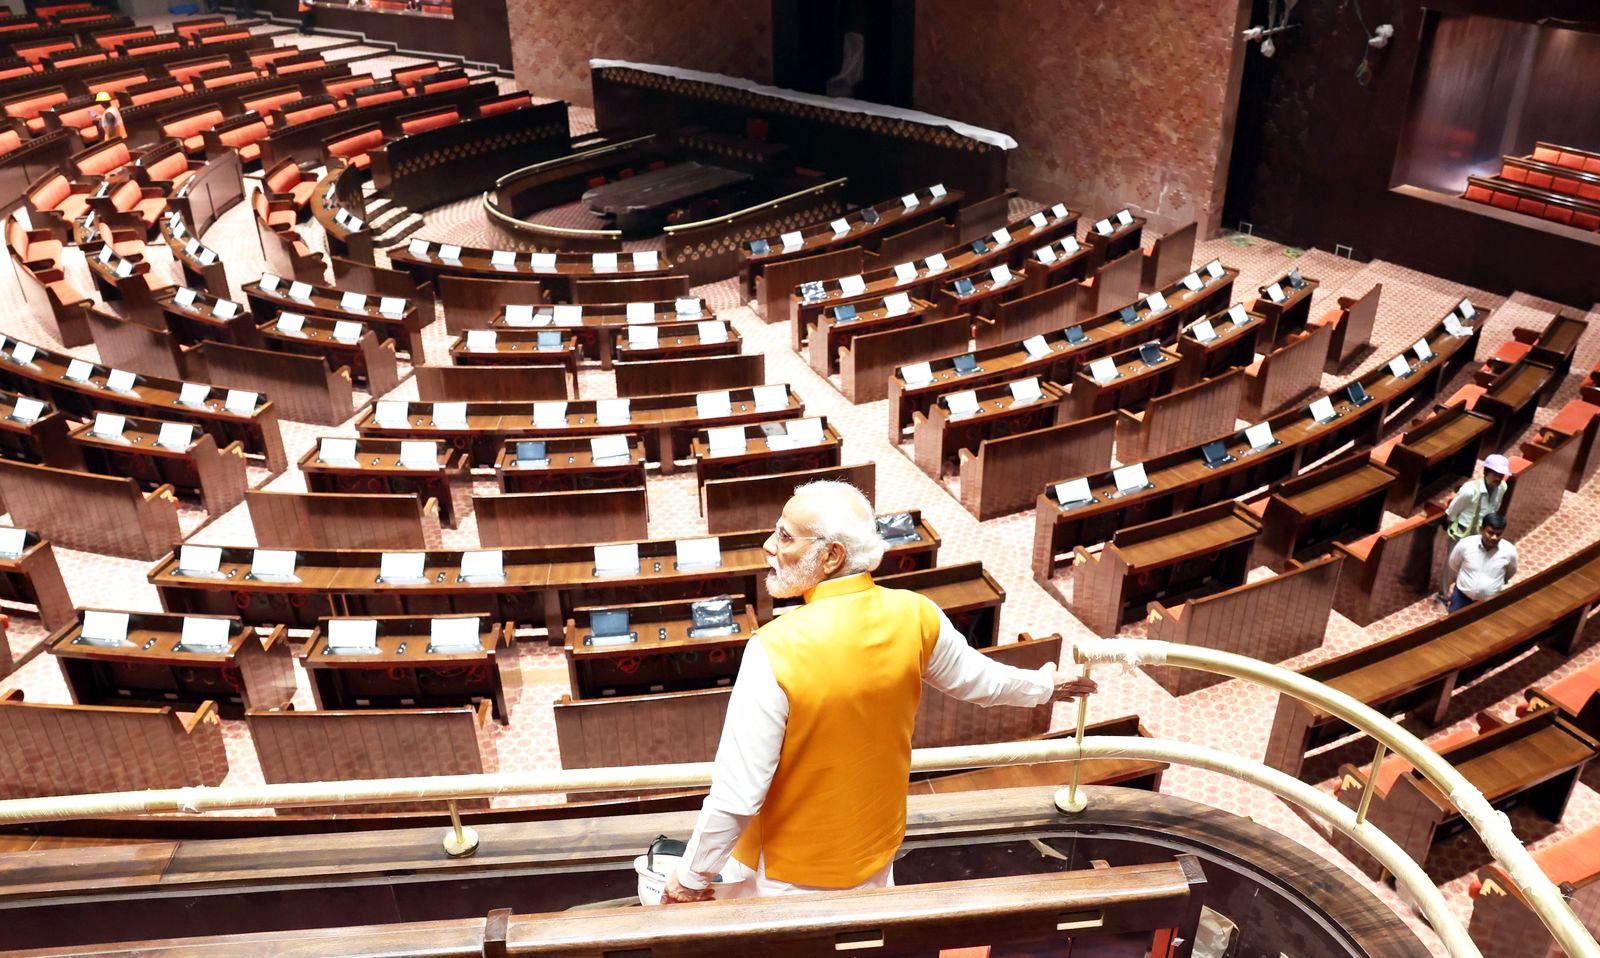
[451,318,739,375]
[0,526,74,631]
[389,238,679,296]
[1031,307,1486,580]
[478,297,712,365]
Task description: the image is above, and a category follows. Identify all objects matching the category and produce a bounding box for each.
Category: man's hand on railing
[660,872,715,905]
[1039,662,1098,702]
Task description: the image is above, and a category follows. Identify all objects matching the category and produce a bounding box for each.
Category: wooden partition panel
[614,353,764,398]
[872,217,957,268]
[0,459,179,560]
[245,489,439,549]
[475,486,648,547]
[706,462,875,535]
[1145,556,1340,695]
[1141,221,1197,291]
[413,364,568,402]
[953,190,1015,243]
[1090,248,1142,315]
[571,274,690,305]
[759,245,862,324]
[1245,321,1332,419]
[247,704,494,814]
[182,340,352,426]
[1504,430,1580,534]
[1327,283,1380,371]
[912,633,1059,746]
[840,315,971,404]
[85,307,182,380]
[977,278,1081,349]
[1118,370,1246,464]
[438,274,545,334]
[960,414,1116,521]
[0,693,226,799]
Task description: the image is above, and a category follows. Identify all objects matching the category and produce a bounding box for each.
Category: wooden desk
[0,529,74,630]
[935,263,1030,319]
[258,312,401,396]
[1258,453,1396,568]
[1083,212,1144,267]
[1174,306,1264,388]
[613,353,763,398]
[1382,405,1494,514]
[67,413,247,516]
[413,363,570,403]
[610,318,741,365]
[583,160,752,232]
[912,378,1066,479]
[488,300,715,368]
[871,561,1005,648]
[298,436,470,529]
[0,388,78,468]
[355,387,804,471]
[243,277,425,363]
[494,435,648,493]
[806,296,934,375]
[155,285,258,348]
[303,614,511,722]
[1250,273,1319,347]
[1070,501,1262,635]
[1019,239,1096,294]
[1070,343,1182,419]
[691,419,843,490]
[562,598,758,699]
[446,328,580,384]
[839,314,971,405]
[1476,360,1555,449]
[390,243,677,305]
[49,610,294,718]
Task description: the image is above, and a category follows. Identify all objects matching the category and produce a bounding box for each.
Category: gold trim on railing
[482,193,622,240]
[492,133,657,189]
[663,177,849,234]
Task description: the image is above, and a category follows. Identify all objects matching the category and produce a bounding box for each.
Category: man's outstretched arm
[923,608,1097,706]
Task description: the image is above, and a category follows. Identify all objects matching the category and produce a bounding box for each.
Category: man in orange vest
[661,480,1097,902]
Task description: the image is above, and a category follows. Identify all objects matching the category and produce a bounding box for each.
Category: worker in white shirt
[1445,512,1516,612]
[1436,453,1510,604]
[660,480,1097,904]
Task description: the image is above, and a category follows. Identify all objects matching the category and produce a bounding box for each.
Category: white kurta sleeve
[922,608,1054,707]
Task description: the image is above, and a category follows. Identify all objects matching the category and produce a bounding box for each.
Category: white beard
[766,542,829,598]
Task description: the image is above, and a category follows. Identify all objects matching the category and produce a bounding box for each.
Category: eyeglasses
[772,524,827,546]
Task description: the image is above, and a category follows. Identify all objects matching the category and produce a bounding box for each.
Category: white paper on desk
[901,193,919,210]
[1093,218,1113,235]
[1457,298,1476,320]
[900,361,933,386]
[199,247,219,266]
[532,401,567,427]
[175,287,198,307]
[1189,319,1218,343]
[1443,315,1468,337]
[838,274,866,296]
[675,297,702,317]
[1245,421,1275,450]
[780,230,803,249]
[596,398,630,425]
[990,265,1012,287]
[1035,244,1057,265]
[590,434,630,462]
[622,301,654,324]
[11,342,36,365]
[707,425,745,454]
[830,218,849,236]
[65,359,94,382]
[626,324,659,348]
[1309,396,1337,423]
[378,297,406,317]
[178,544,222,575]
[1205,259,1225,279]
[225,389,259,414]
[181,616,231,649]
[466,330,497,352]
[91,413,125,438]
[213,298,241,320]
[278,312,306,335]
[696,390,733,419]
[506,304,536,326]
[82,610,129,643]
[752,383,788,412]
[156,422,193,450]
[340,291,367,311]
[432,402,467,427]
[992,227,1012,246]
[1055,477,1092,505]
[930,183,948,198]
[260,273,283,293]
[327,617,377,650]
[334,209,350,227]
[10,397,43,422]
[676,536,721,569]
[1062,235,1081,254]
[0,527,25,558]
[893,261,917,284]
[1010,377,1043,402]
[374,400,409,427]
[1087,357,1119,384]
[169,214,186,236]
[399,440,438,467]
[251,548,296,578]
[633,250,659,270]
[553,304,582,326]
[1029,212,1047,230]
[1146,291,1169,314]
[178,382,210,406]
[1181,273,1203,292]
[787,417,824,444]
[943,390,979,417]
[332,320,361,343]
[97,245,114,264]
[287,281,312,301]
[459,549,504,579]
[319,437,358,463]
[1265,282,1286,303]
[438,244,462,262]
[1050,203,1069,219]
[431,616,481,650]
[1227,304,1249,326]
[1413,338,1434,361]
[593,542,639,574]
[1023,334,1052,359]
[924,252,948,273]
[884,292,911,316]
[592,252,619,273]
[407,239,431,258]
[490,249,517,267]
[1388,355,1412,378]
[529,251,556,270]
[698,319,729,344]
[1116,209,1134,226]
[379,551,425,581]
[1112,462,1149,494]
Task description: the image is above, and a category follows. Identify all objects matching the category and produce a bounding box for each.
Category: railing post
[443,799,480,857]
[1355,741,1387,826]
[1055,663,1093,814]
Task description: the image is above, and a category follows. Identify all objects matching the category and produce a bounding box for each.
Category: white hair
[792,480,885,574]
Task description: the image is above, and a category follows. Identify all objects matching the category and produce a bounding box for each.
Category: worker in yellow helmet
[91,91,124,142]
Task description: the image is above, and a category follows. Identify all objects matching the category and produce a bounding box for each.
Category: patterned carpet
[4,22,1600,953]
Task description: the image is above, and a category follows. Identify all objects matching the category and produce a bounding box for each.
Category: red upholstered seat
[1442,383,1486,410]
[283,103,337,126]
[144,152,194,189]
[1490,339,1532,365]
[0,128,19,154]
[1343,510,1432,562]
[217,120,269,163]
[1471,823,1600,896]
[1547,399,1600,437]
[77,142,132,177]
[401,110,457,135]
[130,85,184,106]
[477,95,529,117]
[327,128,384,170]
[1368,434,1401,466]
[1346,724,1480,797]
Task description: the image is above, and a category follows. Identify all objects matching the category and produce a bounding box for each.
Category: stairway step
[368,205,412,232]
[372,213,425,245]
